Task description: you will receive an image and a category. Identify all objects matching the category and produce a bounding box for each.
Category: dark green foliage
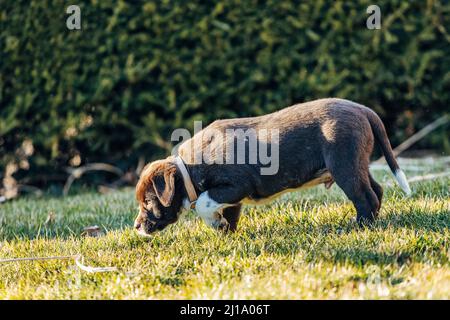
[1,0,449,186]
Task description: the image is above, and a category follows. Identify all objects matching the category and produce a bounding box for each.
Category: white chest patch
[195,191,230,228]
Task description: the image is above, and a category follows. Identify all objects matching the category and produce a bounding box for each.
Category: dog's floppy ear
[136,159,177,207]
[151,165,176,207]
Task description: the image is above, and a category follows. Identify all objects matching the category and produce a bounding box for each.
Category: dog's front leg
[196,191,233,229]
[195,186,246,230]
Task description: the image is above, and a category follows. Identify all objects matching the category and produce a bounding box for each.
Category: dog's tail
[366,109,412,195]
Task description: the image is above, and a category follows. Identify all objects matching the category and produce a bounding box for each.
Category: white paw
[211,215,229,230]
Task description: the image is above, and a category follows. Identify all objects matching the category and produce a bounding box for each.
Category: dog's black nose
[134,222,141,230]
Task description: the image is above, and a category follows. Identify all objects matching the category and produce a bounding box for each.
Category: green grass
[0,160,449,299]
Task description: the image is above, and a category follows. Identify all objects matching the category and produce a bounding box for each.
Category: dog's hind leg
[325,154,380,225]
[333,170,379,224]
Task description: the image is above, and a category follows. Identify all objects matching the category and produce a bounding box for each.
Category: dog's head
[134,157,185,235]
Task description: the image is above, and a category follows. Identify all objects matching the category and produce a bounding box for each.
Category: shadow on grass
[255,202,449,265]
[318,209,450,234]
[304,210,450,266]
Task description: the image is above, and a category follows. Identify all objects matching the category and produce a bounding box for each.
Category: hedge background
[1,0,449,192]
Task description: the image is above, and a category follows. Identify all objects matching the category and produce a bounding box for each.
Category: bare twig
[375,115,449,163]
[136,156,145,176]
[20,173,68,185]
[17,184,43,197]
[153,134,173,152]
[96,156,146,193]
[63,163,124,196]
[98,170,137,193]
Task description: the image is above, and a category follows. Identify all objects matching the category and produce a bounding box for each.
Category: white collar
[174,156,198,209]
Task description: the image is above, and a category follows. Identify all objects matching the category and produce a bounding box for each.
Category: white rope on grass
[0,254,118,273]
[0,255,75,263]
[74,255,118,273]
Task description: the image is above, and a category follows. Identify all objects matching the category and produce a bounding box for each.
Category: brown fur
[136,160,177,207]
[134,98,408,234]
[134,157,187,234]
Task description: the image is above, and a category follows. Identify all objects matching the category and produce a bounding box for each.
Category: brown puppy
[134,98,411,235]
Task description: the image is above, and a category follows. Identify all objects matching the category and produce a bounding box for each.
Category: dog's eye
[144,204,161,219]
[145,192,157,202]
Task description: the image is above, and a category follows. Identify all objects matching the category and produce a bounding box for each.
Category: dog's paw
[217,218,230,232]
[211,215,230,232]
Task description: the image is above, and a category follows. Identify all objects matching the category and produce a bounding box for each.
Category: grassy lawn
[0,159,449,299]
